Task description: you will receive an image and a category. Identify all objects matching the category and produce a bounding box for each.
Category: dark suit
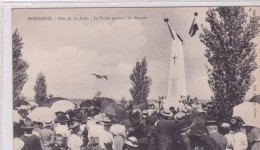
[208,132,227,150]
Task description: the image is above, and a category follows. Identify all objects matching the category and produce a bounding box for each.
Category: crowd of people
[13,99,260,150]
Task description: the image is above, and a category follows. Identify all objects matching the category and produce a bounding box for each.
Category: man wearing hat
[54,112,70,137]
[20,118,43,150]
[39,119,55,150]
[159,110,174,120]
[206,120,227,150]
[88,117,113,150]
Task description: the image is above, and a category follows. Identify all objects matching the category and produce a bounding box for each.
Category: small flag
[189,12,199,37]
[176,33,183,44]
[164,18,175,40]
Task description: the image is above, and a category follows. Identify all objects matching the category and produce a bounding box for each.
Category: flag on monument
[189,12,199,37]
[176,33,183,44]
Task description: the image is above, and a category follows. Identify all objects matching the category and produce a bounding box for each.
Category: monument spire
[164,18,187,109]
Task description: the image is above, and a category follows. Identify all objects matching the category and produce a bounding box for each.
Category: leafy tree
[34,72,47,105]
[200,7,259,121]
[13,29,29,101]
[129,57,152,105]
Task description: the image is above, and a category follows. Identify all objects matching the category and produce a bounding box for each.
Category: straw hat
[125,137,138,148]
[160,110,173,118]
[220,123,230,129]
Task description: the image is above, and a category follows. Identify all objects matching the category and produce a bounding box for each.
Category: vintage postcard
[8,6,260,150]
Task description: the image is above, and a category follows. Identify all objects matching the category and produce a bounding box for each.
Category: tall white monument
[164,18,187,109]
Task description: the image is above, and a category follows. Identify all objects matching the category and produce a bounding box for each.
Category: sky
[12,7,259,100]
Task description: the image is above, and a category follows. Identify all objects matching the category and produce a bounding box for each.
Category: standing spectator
[54,112,70,137]
[247,127,260,150]
[14,122,24,150]
[206,120,227,150]
[220,123,234,150]
[67,122,84,150]
[40,120,55,150]
[20,118,43,150]
[230,117,248,150]
[110,119,127,150]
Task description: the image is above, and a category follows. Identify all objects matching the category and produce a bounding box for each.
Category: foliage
[34,72,48,105]
[200,7,259,121]
[129,57,152,105]
[13,29,29,101]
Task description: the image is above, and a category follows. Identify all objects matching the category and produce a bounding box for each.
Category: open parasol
[50,100,76,113]
[233,102,260,128]
[27,107,56,123]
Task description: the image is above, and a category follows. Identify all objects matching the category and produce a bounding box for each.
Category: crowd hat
[205,120,218,126]
[44,120,54,127]
[55,113,69,123]
[71,113,88,122]
[96,117,112,124]
[19,105,29,110]
[230,116,245,125]
[160,110,173,118]
[125,137,138,148]
[68,121,79,129]
[21,119,36,129]
[220,122,230,129]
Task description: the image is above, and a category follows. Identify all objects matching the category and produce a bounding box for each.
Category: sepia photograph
[11,7,260,150]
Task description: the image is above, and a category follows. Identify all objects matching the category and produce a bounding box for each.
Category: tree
[200,7,259,121]
[34,72,47,105]
[129,57,152,105]
[13,29,29,101]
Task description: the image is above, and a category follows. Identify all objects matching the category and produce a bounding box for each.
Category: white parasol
[50,100,76,113]
[27,107,56,123]
[233,102,260,128]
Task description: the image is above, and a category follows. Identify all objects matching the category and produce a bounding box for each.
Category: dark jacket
[20,134,42,150]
